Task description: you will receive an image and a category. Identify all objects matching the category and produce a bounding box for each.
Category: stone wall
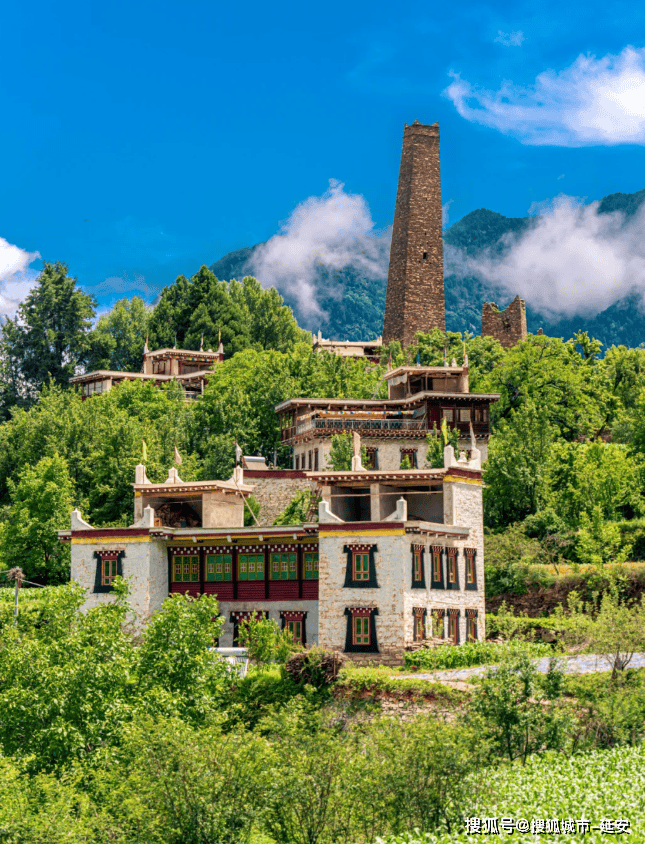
[481,295,527,348]
[383,121,445,347]
[70,534,168,623]
[217,600,319,647]
[244,471,314,525]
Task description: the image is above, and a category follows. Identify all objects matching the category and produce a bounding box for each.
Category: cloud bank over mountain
[445,46,645,146]
[247,180,389,319]
[446,196,645,319]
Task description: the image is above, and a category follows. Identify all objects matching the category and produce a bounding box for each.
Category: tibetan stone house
[63,437,488,663]
[276,358,498,472]
[69,344,225,400]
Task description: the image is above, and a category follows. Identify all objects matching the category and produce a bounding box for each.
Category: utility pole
[7,568,23,627]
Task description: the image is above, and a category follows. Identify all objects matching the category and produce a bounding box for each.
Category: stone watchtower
[383,121,445,347]
[481,295,527,348]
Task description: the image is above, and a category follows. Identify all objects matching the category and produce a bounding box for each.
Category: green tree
[326,432,367,471]
[85,295,150,372]
[0,454,73,582]
[484,401,556,528]
[1,262,96,399]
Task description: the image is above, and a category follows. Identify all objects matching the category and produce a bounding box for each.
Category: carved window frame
[430,545,445,590]
[446,549,460,591]
[343,545,378,588]
[344,607,379,653]
[411,544,426,589]
[93,550,125,594]
[465,548,477,591]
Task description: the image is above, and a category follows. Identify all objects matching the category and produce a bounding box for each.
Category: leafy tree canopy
[85,295,150,372]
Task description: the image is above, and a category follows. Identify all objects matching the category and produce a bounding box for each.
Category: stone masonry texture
[383,121,445,347]
[481,295,527,348]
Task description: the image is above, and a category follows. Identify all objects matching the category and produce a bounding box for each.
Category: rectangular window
[433,611,445,639]
[413,549,423,583]
[295,455,300,471]
[304,551,319,580]
[365,448,378,469]
[467,615,478,642]
[414,612,425,641]
[270,552,297,580]
[308,451,312,470]
[173,555,199,583]
[287,619,303,643]
[466,553,475,585]
[101,557,118,586]
[353,552,370,581]
[314,449,319,471]
[448,614,459,644]
[432,549,442,582]
[459,408,471,422]
[206,554,232,582]
[442,408,454,422]
[447,552,457,584]
[239,553,265,581]
[353,615,370,645]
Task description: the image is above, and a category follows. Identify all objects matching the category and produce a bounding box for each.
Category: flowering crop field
[381,745,645,843]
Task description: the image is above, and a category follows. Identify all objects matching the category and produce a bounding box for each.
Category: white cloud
[0,237,40,319]
[494,30,525,47]
[445,45,645,146]
[446,195,645,318]
[247,180,390,318]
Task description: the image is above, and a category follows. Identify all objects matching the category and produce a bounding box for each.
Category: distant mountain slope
[210,187,645,348]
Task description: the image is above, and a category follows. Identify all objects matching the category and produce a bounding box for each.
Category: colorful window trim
[465,549,477,590]
[343,545,379,588]
[448,610,460,644]
[344,607,379,653]
[413,608,427,642]
[230,611,267,646]
[353,551,369,581]
[239,553,265,581]
[466,610,478,642]
[430,546,444,589]
[304,551,319,580]
[280,611,307,645]
[93,550,124,594]
[446,550,459,590]
[365,447,379,470]
[432,609,445,639]
[412,546,425,588]
[172,554,200,583]
[270,552,297,580]
[206,553,232,582]
[400,448,418,468]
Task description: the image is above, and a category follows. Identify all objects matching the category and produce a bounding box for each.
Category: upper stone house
[276,357,499,471]
[69,343,225,401]
[312,331,383,363]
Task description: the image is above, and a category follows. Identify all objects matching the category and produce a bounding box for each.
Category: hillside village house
[61,358,497,663]
[69,343,225,401]
[277,358,497,471]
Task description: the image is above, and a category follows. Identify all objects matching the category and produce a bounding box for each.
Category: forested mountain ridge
[211,186,645,348]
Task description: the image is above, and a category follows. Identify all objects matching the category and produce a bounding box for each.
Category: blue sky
[2,0,645,316]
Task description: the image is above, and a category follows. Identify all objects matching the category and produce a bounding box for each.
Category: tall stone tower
[383,121,445,347]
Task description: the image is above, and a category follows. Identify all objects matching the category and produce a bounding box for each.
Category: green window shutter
[239,554,248,581]
[255,554,264,581]
[224,555,232,581]
[289,553,297,580]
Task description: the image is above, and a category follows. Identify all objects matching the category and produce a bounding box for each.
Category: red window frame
[432,548,442,582]
[467,615,477,642]
[413,548,423,582]
[433,610,444,639]
[353,613,370,645]
[352,551,370,581]
[101,556,118,587]
[465,550,475,585]
[448,613,459,644]
[414,610,425,642]
[447,551,457,584]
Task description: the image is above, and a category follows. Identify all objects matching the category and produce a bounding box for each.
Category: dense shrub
[404,640,554,671]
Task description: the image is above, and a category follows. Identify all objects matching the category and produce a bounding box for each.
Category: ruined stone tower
[481,296,527,348]
[383,121,445,347]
